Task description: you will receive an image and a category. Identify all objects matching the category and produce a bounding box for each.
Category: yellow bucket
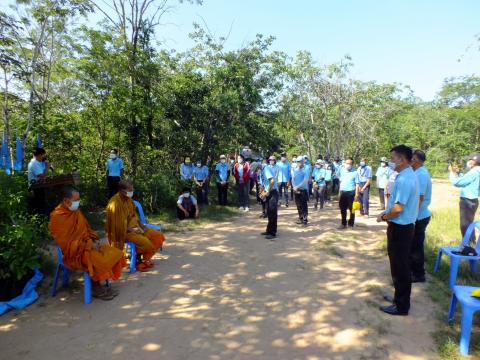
[352,201,361,213]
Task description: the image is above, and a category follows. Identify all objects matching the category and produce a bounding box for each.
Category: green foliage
[0,171,46,281]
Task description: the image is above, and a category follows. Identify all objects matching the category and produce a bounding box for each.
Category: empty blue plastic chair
[133,200,162,251]
[126,241,137,274]
[51,247,92,304]
[434,221,480,289]
[448,285,480,355]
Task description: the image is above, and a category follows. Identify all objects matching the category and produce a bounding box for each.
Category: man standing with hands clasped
[260,156,279,240]
[377,145,419,316]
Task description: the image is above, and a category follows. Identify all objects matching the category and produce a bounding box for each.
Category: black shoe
[260,232,270,236]
[412,275,426,283]
[348,224,354,228]
[379,304,408,316]
[265,234,276,240]
[302,220,308,226]
[285,203,289,208]
[383,295,394,303]
[338,224,347,230]
[296,219,304,225]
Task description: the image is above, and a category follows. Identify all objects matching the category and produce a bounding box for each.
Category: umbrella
[14,135,23,171]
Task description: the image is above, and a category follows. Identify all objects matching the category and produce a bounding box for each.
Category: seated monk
[106,180,165,272]
[49,187,126,300]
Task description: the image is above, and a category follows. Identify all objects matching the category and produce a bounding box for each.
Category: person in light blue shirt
[277,152,291,207]
[215,155,230,206]
[290,155,298,201]
[180,157,194,182]
[303,155,313,199]
[449,153,480,244]
[324,162,333,204]
[106,149,124,199]
[356,158,373,217]
[261,156,279,239]
[28,147,51,215]
[376,157,392,210]
[312,160,327,210]
[193,160,210,205]
[410,150,432,282]
[332,158,342,194]
[377,145,419,316]
[338,158,359,228]
[292,156,310,225]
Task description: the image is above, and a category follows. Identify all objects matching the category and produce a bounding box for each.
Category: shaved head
[62,187,79,200]
[118,180,133,191]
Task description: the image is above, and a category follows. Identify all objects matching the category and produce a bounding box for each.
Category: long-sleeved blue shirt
[449,167,480,200]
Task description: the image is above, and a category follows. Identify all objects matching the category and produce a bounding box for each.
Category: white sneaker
[238,207,244,210]
[244,207,250,212]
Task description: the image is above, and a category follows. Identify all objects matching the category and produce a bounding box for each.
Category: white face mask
[110,154,117,159]
[238,158,243,164]
[183,192,190,198]
[196,163,201,167]
[220,159,226,163]
[381,162,387,167]
[68,200,80,211]
[269,161,275,166]
[466,161,474,169]
[388,161,396,169]
[281,157,286,162]
[315,165,321,169]
[344,164,352,170]
[126,191,134,198]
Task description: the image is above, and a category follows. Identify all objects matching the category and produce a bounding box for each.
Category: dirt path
[1,182,454,360]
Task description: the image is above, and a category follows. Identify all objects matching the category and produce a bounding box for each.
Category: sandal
[136,263,152,272]
[93,289,115,301]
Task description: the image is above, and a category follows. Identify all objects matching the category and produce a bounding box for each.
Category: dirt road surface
[1,180,456,360]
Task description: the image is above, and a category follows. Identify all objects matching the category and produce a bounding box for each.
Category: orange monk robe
[49,204,126,282]
[106,193,165,261]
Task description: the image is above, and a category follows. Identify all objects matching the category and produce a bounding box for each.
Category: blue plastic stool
[126,241,137,274]
[51,247,92,304]
[133,200,163,251]
[434,221,480,289]
[448,285,480,355]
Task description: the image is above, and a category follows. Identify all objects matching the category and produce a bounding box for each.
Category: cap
[219,155,226,159]
[469,154,480,164]
[380,157,387,162]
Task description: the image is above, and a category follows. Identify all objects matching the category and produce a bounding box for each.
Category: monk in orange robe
[106,180,165,272]
[49,187,126,300]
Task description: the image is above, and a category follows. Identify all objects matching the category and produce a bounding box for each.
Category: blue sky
[159,0,480,100]
[3,0,479,100]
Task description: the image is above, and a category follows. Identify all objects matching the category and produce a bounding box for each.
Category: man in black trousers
[377,145,419,316]
[261,156,279,240]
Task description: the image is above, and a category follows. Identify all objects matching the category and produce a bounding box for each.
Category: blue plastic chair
[51,247,92,304]
[126,241,137,274]
[434,221,480,289]
[448,285,480,355]
[133,200,162,251]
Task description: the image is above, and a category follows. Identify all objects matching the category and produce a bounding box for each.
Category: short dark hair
[346,157,353,162]
[281,152,287,157]
[390,145,413,162]
[62,187,78,200]
[182,187,191,193]
[413,150,426,162]
[110,149,118,154]
[33,147,46,156]
[238,154,245,160]
[118,180,133,190]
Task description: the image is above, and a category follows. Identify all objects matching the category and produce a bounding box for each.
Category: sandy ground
[0,180,456,360]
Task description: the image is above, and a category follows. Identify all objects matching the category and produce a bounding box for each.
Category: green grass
[425,206,480,359]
